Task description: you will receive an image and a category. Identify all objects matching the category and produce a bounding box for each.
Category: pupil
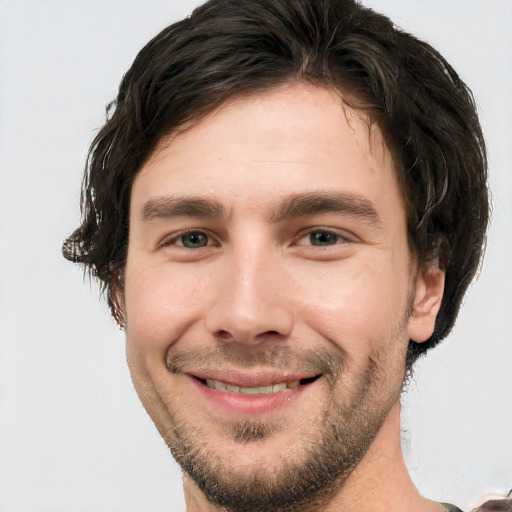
[311,232,337,246]
[183,233,207,248]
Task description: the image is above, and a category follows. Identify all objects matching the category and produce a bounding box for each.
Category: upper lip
[187,369,320,388]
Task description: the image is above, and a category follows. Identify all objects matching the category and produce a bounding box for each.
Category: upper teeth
[206,379,300,394]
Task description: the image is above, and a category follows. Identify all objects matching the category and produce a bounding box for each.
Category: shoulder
[441,498,512,512]
[473,499,512,512]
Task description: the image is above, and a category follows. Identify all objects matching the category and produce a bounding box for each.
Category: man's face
[123,84,433,509]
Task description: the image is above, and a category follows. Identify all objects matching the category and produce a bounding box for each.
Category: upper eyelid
[294,226,357,243]
[157,225,356,248]
[159,228,214,247]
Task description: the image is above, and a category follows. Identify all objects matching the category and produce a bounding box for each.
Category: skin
[123,83,446,511]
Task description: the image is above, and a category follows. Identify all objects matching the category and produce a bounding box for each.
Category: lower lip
[189,376,314,415]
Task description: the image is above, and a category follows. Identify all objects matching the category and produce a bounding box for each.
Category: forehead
[132,83,402,218]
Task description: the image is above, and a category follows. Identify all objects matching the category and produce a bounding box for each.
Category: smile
[205,378,301,394]
[202,375,320,395]
[188,373,322,415]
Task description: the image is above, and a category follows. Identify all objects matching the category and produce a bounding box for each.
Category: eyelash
[160,229,216,249]
[295,227,352,247]
[160,227,352,250]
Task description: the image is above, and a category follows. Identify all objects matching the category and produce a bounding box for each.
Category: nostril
[206,301,294,344]
[214,330,233,342]
[213,329,287,344]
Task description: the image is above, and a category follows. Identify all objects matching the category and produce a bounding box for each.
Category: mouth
[186,371,322,415]
[194,375,321,395]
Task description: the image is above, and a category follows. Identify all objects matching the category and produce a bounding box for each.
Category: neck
[322,401,442,512]
[183,402,444,512]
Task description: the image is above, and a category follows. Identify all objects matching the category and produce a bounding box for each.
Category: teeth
[205,379,301,394]
[239,386,264,395]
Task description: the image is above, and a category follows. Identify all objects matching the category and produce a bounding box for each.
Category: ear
[109,276,126,330]
[407,265,446,343]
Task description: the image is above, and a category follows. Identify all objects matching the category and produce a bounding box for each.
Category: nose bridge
[205,232,293,343]
[236,243,272,315]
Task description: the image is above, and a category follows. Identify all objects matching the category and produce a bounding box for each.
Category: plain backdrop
[0,1,511,511]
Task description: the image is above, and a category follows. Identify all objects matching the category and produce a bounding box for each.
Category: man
[63,0,494,510]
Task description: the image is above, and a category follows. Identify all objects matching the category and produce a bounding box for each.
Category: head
[63,0,489,509]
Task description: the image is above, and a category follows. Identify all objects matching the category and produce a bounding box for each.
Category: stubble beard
[158,326,407,512]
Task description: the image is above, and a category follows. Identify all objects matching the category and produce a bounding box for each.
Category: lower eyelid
[159,228,352,250]
[161,232,223,252]
[297,230,349,245]
[159,236,179,248]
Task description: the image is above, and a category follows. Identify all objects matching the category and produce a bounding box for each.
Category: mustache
[166,345,344,379]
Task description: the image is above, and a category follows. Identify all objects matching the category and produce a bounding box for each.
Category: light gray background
[0,1,510,511]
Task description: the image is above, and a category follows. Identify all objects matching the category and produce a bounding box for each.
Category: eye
[161,230,212,249]
[180,232,208,249]
[308,231,340,246]
[297,229,348,247]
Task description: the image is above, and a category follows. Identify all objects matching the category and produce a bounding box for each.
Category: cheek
[124,261,206,353]
[294,257,410,353]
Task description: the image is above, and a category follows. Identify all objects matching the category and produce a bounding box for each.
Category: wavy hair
[63,0,489,366]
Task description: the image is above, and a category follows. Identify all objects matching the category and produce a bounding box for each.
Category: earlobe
[407,266,446,343]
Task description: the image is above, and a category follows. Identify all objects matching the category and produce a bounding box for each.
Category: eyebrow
[140,191,381,228]
[141,196,225,221]
[269,191,382,227]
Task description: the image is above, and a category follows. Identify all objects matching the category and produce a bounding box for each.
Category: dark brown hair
[63,0,489,365]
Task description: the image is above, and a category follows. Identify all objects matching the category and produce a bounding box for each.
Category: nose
[205,244,294,345]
